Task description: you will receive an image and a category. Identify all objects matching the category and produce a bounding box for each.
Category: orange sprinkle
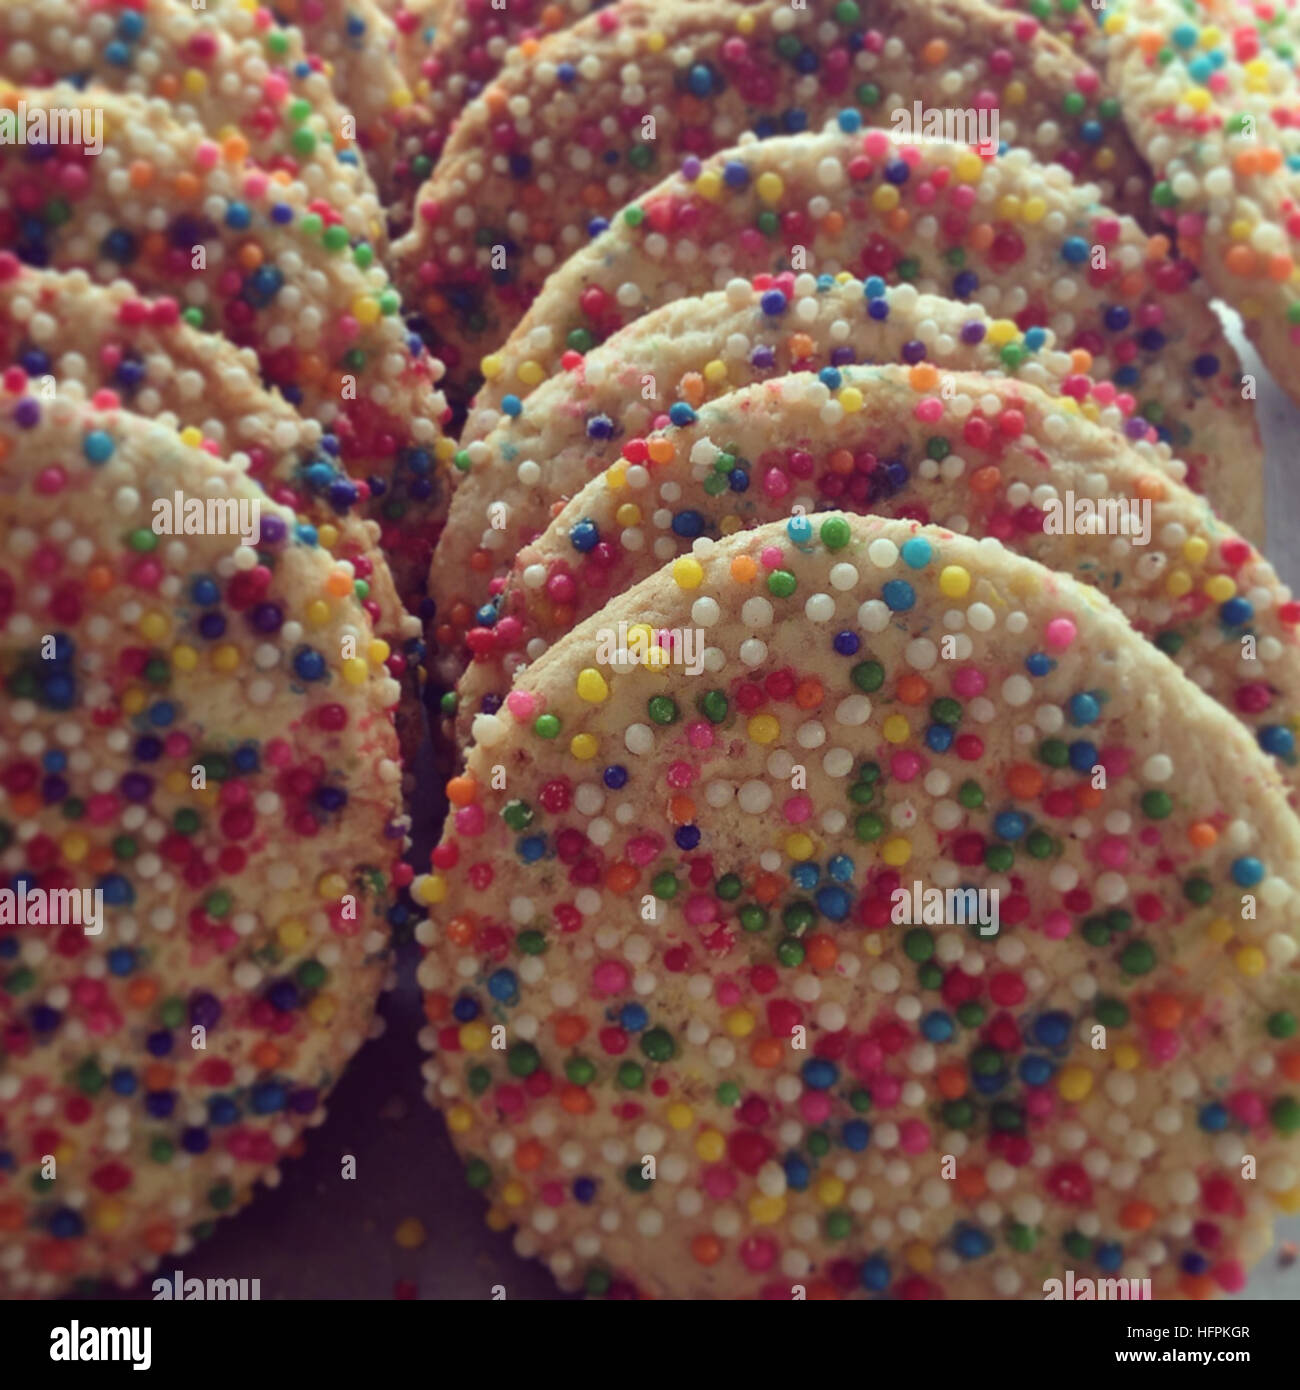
[553,1014,588,1046]
[646,438,676,465]
[1224,244,1257,277]
[805,934,838,971]
[967,222,995,253]
[691,1233,723,1265]
[1187,821,1218,849]
[730,554,757,583]
[908,363,939,392]
[896,673,929,705]
[445,915,476,947]
[445,774,478,807]
[921,37,948,64]
[668,795,696,825]
[969,465,1002,493]
[605,862,638,894]
[560,1084,593,1114]
[936,1063,967,1099]
[750,1037,784,1068]
[126,977,159,1009]
[1145,994,1183,1029]
[1135,474,1167,502]
[828,448,855,475]
[955,1166,987,1201]
[1119,1199,1156,1231]
[515,1140,545,1172]
[1005,763,1044,799]
[794,677,824,709]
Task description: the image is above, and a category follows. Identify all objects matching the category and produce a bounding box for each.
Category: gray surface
[107,309,1300,1302]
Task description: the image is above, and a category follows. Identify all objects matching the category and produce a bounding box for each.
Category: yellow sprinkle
[341,657,367,686]
[672,556,704,589]
[317,872,347,900]
[170,644,198,673]
[1022,195,1047,223]
[702,359,728,384]
[905,1241,934,1273]
[747,713,780,744]
[838,386,864,413]
[724,1008,755,1038]
[1228,218,1253,243]
[121,687,146,716]
[305,599,331,627]
[784,832,815,862]
[1203,574,1236,602]
[178,426,203,448]
[747,1193,786,1225]
[139,611,168,642]
[1207,916,1234,947]
[501,1181,526,1208]
[368,639,390,666]
[459,1020,490,1050]
[995,195,1021,221]
[485,1206,510,1232]
[1164,569,1193,599]
[307,995,335,1025]
[412,873,446,906]
[605,463,628,490]
[576,668,609,703]
[570,733,598,760]
[1004,79,1026,107]
[91,1199,125,1234]
[755,171,784,205]
[182,69,207,95]
[871,184,900,214]
[61,832,89,863]
[695,169,723,201]
[735,10,756,34]
[987,319,1018,346]
[317,523,339,549]
[615,503,642,526]
[666,1102,694,1130]
[882,713,911,743]
[939,565,970,598]
[352,297,381,326]
[1113,1043,1140,1071]
[1182,87,1211,112]
[881,836,911,867]
[447,1104,474,1134]
[517,359,545,387]
[1235,945,1266,976]
[816,1175,846,1206]
[696,1128,725,1162]
[277,918,307,950]
[211,643,240,672]
[1271,1185,1300,1215]
[480,353,504,380]
[1058,1065,1093,1102]
[954,151,984,183]
[645,29,666,51]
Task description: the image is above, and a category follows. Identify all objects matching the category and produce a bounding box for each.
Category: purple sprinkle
[14,397,40,428]
[829,346,857,367]
[750,345,777,369]
[1124,417,1149,440]
[960,321,986,345]
[259,514,286,544]
[680,156,702,181]
[901,340,927,365]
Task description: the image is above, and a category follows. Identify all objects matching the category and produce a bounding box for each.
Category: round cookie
[0,385,408,1296]
[1104,0,1300,407]
[450,366,1300,793]
[0,259,427,773]
[1000,0,1109,63]
[0,84,454,604]
[394,0,1150,390]
[0,0,386,246]
[414,514,1300,1300]
[267,0,431,220]
[456,127,1254,527]
[430,274,1259,653]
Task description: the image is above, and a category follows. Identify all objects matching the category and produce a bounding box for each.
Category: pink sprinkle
[715,979,742,1007]
[454,804,485,837]
[914,396,944,424]
[871,1074,902,1108]
[759,545,784,570]
[1024,1088,1054,1119]
[952,666,987,697]
[739,1235,777,1271]
[1096,835,1129,869]
[799,1091,832,1123]
[687,720,714,750]
[703,1165,737,1200]
[506,689,536,720]
[1044,617,1077,649]
[195,141,220,169]
[684,893,718,926]
[592,961,630,996]
[1042,909,1073,940]
[890,751,923,782]
[782,795,812,823]
[863,129,890,159]
[1147,1029,1181,1063]
[899,1119,931,1154]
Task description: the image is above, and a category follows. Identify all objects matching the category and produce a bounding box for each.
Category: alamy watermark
[152,492,262,545]
[890,101,999,157]
[0,886,103,935]
[0,101,103,155]
[890,881,999,936]
[1042,491,1151,545]
[1043,1270,1152,1300]
[594,622,706,676]
[152,1269,261,1300]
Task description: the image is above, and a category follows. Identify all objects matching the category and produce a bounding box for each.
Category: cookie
[456,127,1254,535]
[0,385,409,1295]
[394,0,1150,390]
[430,274,1260,660]
[0,259,428,773]
[0,0,386,246]
[450,365,1299,796]
[0,84,454,604]
[267,0,430,220]
[1000,0,1109,63]
[1104,0,1300,407]
[413,512,1300,1299]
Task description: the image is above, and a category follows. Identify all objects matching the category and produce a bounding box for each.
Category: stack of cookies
[4,0,1300,1302]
